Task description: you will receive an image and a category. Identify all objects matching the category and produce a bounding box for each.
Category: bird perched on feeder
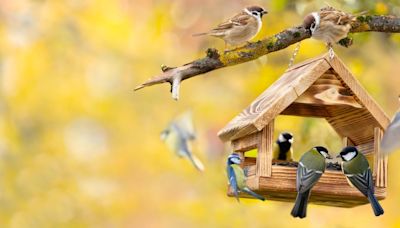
[227,153,265,202]
[273,132,294,161]
[291,146,331,218]
[381,95,400,154]
[160,112,205,172]
[338,146,384,216]
[303,6,356,57]
[193,6,268,50]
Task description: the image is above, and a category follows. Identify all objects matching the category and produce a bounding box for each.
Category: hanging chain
[288,42,301,68]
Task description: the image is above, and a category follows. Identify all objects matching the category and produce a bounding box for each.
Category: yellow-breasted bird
[338,146,384,216]
[273,132,294,161]
[227,153,265,202]
[161,112,205,172]
[291,146,331,218]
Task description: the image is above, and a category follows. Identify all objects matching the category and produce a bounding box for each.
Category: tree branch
[134,15,400,100]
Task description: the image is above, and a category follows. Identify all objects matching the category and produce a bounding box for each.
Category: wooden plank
[320,73,339,80]
[327,55,391,130]
[314,78,343,86]
[281,103,331,117]
[356,141,374,155]
[256,121,274,177]
[325,106,381,145]
[374,127,386,187]
[231,132,259,152]
[227,165,386,208]
[295,85,362,108]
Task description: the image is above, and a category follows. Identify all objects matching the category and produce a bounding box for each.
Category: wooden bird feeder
[218,54,390,207]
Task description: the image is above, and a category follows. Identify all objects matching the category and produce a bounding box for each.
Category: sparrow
[227,153,265,202]
[303,6,356,57]
[381,95,400,154]
[161,112,205,172]
[273,132,294,161]
[291,146,331,218]
[338,146,384,216]
[193,6,268,50]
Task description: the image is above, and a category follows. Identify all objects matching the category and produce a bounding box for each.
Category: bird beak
[262,10,268,15]
[336,154,341,158]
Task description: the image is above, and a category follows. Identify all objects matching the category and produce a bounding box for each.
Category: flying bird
[338,146,384,216]
[193,6,268,50]
[161,112,205,171]
[303,6,357,57]
[291,146,331,218]
[227,153,265,202]
[381,96,400,154]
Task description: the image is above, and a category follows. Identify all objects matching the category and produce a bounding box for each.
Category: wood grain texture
[218,56,330,141]
[374,127,387,187]
[327,55,391,130]
[256,122,274,177]
[232,132,258,152]
[281,103,331,117]
[228,164,386,207]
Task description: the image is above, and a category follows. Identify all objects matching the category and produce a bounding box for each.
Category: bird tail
[188,154,205,172]
[242,187,265,201]
[367,191,384,216]
[291,190,310,218]
[192,32,208,37]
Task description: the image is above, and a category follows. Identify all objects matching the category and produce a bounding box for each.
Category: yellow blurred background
[1,0,400,227]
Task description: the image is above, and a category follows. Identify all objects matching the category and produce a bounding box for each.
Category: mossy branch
[134,15,400,100]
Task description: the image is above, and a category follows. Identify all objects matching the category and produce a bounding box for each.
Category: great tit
[161,112,204,172]
[273,132,294,161]
[381,96,400,154]
[291,146,331,218]
[227,153,265,202]
[338,146,384,216]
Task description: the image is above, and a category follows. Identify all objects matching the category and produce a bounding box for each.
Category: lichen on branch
[134,15,400,100]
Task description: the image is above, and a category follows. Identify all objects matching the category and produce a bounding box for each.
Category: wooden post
[256,120,274,177]
[374,127,386,187]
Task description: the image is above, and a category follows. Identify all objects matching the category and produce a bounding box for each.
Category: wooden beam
[374,127,387,187]
[231,132,258,152]
[295,85,362,108]
[256,120,274,177]
[281,103,331,117]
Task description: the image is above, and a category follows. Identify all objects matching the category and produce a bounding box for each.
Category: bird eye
[252,12,259,16]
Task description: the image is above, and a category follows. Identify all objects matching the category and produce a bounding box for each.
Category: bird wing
[209,12,252,34]
[319,7,355,25]
[227,165,239,198]
[296,162,323,193]
[174,111,196,140]
[346,168,373,196]
[381,111,400,153]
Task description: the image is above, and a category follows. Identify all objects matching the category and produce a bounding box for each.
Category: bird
[193,6,268,50]
[291,146,331,218]
[160,112,205,172]
[381,95,400,154]
[227,153,265,202]
[303,6,356,58]
[338,146,384,216]
[273,132,294,161]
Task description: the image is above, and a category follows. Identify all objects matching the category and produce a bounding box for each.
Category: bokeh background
[0,0,400,227]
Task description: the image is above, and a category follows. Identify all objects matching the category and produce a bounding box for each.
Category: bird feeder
[218,53,390,207]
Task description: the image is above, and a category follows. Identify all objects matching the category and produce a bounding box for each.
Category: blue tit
[227,153,265,202]
[338,146,384,216]
[291,146,331,218]
[273,132,294,161]
[381,96,400,154]
[161,112,204,172]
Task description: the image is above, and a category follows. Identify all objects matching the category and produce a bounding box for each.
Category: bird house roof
[218,54,390,144]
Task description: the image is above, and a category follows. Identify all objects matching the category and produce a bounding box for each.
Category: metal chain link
[288,42,301,68]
